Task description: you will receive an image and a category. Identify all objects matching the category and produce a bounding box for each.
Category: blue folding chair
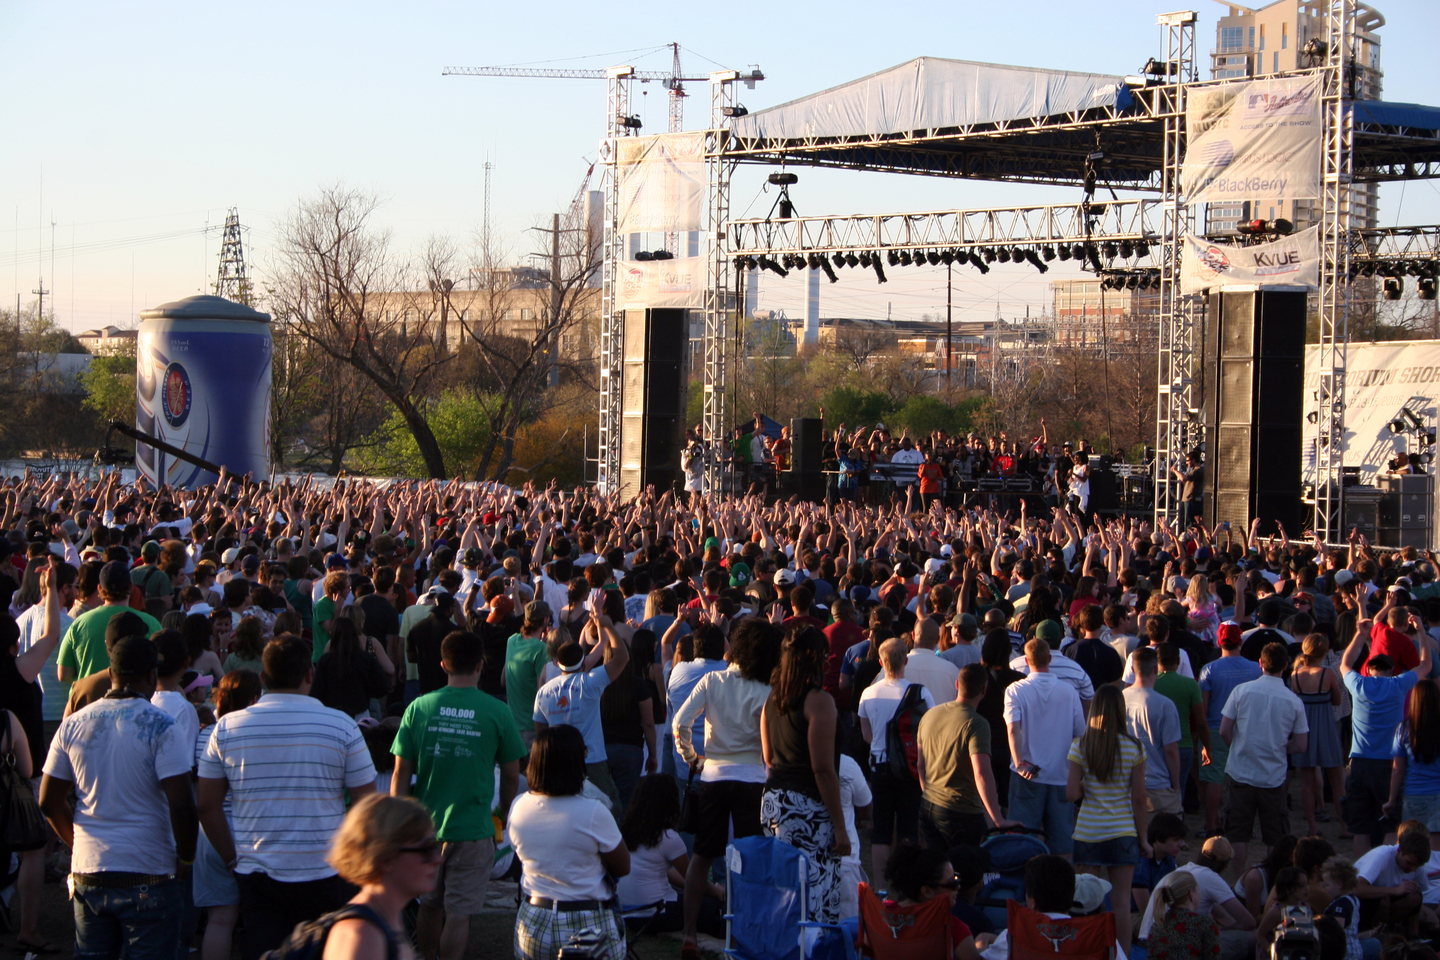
[722,835,855,960]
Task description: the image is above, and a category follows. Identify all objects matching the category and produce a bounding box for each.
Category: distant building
[1050,279,1160,351]
[75,326,137,356]
[1206,0,1384,236]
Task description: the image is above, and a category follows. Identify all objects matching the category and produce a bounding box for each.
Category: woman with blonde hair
[1184,575,1219,642]
[1289,632,1344,837]
[1066,683,1150,951]
[1147,872,1220,960]
[310,793,438,960]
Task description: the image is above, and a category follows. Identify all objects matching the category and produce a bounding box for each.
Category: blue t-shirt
[1198,655,1263,728]
[533,666,612,762]
[1132,854,1177,912]
[1393,726,1440,795]
[841,639,873,677]
[1344,670,1419,760]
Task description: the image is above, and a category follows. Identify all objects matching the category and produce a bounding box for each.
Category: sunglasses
[935,876,963,890]
[399,838,442,861]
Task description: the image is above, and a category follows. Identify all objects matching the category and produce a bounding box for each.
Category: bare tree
[268,186,454,478]
[831,322,898,374]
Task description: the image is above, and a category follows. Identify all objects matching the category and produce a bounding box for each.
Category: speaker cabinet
[1202,287,1306,535]
[788,418,825,501]
[618,309,688,499]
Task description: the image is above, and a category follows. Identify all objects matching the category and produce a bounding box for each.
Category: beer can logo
[162,362,192,428]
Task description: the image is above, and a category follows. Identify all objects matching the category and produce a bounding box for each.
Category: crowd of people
[0,465,1437,960]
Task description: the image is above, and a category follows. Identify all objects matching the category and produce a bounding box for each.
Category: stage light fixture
[1120,240,1135,259]
[887,251,900,266]
[1384,278,1403,301]
[768,172,799,186]
[1057,245,1072,261]
[1420,278,1437,301]
[968,252,990,275]
[1010,247,1025,263]
[721,105,748,118]
[1306,411,1319,424]
[926,251,941,265]
[1085,245,1103,272]
[1042,246,1057,262]
[997,247,1011,263]
[1406,262,1425,277]
[898,250,912,266]
[1024,249,1049,273]
[1072,244,1087,261]
[1360,262,1377,278]
[807,253,822,270]
[651,250,673,260]
[940,250,955,265]
[1126,274,1140,290]
[1390,418,1407,434]
[634,251,653,261]
[1102,241,1118,260]
[872,257,888,284]
[1135,239,1150,258]
[758,256,787,278]
[1271,219,1294,236]
[819,258,839,283]
[913,252,927,268]
[859,252,871,268]
[983,248,997,264]
[832,253,846,269]
[845,253,859,268]
[621,115,643,129]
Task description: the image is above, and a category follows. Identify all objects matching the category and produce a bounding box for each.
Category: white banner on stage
[1181,226,1320,292]
[1303,339,1440,486]
[616,132,705,235]
[619,257,705,309]
[1183,75,1322,204]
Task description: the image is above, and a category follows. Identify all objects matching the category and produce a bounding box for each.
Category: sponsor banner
[1183,75,1322,203]
[619,257,705,309]
[1303,339,1440,487]
[1181,225,1320,292]
[616,132,705,235]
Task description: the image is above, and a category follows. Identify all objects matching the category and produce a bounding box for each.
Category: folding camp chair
[722,835,854,960]
[855,882,953,959]
[1005,901,1117,960]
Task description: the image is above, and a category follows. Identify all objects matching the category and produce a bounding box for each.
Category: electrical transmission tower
[214,208,253,305]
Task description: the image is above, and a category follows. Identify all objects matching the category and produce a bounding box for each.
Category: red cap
[1218,621,1244,645]
[482,512,499,525]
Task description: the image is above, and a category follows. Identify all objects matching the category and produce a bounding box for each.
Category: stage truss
[592,3,1440,542]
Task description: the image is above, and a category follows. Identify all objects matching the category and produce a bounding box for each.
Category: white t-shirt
[1009,651,1096,701]
[616,828,686,913]
[1356,844,1432,900]
[43,696,194,875]
[1002,671,1086,786]
[1138,863,1239,939]
[838,754,873,867]
[1121,648,1194,683]
[906,649,961,705]
[857,677,936,764]
[150,690,200,767]
[17,602,73,723]
[510,793,623,901]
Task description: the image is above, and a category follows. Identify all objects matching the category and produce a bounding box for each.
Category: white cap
[924,558,945,575]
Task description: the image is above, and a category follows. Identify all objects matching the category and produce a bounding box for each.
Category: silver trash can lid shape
[139,294,270,323]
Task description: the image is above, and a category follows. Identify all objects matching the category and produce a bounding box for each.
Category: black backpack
[885,683,930,781]
[259,904,399,960]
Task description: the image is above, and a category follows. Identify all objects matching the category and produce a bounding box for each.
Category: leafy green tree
[80,342,138,425]
[353,390,492,479]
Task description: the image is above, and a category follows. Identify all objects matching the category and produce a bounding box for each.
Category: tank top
[764,688,840,800]
[0,658,44,775]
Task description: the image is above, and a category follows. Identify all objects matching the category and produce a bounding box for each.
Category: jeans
[1007,776,1075,856]
[920,799,986,849]
[1178,746,1194,789]
[235,872,355,960]
[606,743,645,812]
[73,876,185,960]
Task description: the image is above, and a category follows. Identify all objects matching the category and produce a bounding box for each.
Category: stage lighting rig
[927,251,941,265]
[832,253,846,269]
[1135,239,1150,258]
[912,251,926,268]
[758,255,788,278]
[1421,278,1437,301]
[967,252,990,274]
[1057,244,1072,261]
[1384,277,1403,300]
[1102,241,1118,261]
[1042,246,1057,262]
[940,250,955,265]
[859,252,872,268]
[997,247,1011,263]
[983,248,997,264]
[818,257,839,283]
[1120,240,1134,259]
[871,255,887,284]
[887,251,900,267]
[721,105,748,118]
[1023,249,1049,273]
[844,253,859,268]
[898,250,913,266]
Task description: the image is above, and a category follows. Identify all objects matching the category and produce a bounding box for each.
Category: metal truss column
[703,73,737,494]
[1153,11,1198,532]
[1312,1,1355,545]
[597,66,634,494]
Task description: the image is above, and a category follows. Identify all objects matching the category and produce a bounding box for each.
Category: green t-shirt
[915,700,991,814]
[56,605,164,680]
[131,564,172,600]
[1154,670,1203,748]
[312,597,338,663]
[393,686,526,841]
[504,633,551,732]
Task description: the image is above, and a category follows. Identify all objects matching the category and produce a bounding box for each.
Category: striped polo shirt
[1067,734,1145,843]
[199,693,375,882]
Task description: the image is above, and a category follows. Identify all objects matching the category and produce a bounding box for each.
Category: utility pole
[549,212,561,388]
[946,261,953,390]
[31,276,48,325]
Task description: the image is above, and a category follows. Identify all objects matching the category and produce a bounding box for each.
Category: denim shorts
[1404,792,1440,832]
[1007,776,1075,856]
[1073,834,1141,867]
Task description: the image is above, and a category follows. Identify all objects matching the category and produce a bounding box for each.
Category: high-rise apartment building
[1205,0,1384,235]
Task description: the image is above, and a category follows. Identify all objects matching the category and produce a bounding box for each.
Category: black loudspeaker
[789,418,825,501]
[1202,288,1306,534]
[619,309,687,498]
[1087,466,1120,516]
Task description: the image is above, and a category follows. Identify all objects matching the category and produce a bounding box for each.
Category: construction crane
[442,42,762,133]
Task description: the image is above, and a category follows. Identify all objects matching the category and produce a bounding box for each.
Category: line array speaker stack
[788,418,825,502]
[1378,474,1433,549]
[619,308,687,499]
[1202,286,1306,535]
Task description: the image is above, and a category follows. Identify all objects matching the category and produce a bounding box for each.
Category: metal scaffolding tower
[597,67,635,494]
[214,208,253,305]
[703,73,740,495]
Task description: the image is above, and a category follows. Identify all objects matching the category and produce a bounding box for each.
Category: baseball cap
[703,537,720,554]
[425,584,449,597]
[183,671,214,694]
[325,554,349,570]
[1035,620,1064,643]
[524,600,552,624]
[241,555,262,574]
[109,635,157,676]
[924,557,945,575]
[487,594,515,624]
[774,568,797,587]
[99,561,133,598]
[462,546,484,567]
[186,603,215,617]
[1071,873,1112,916]
[1195,547,1212,563]
[221,547,240,565]
[1333,569,1356,587]
[940,544,954,558]
[729,562,752,588]
[950,611,978,629]
[141,541,162,562]
[105,610,150,649]
[481,512,499,525]
[1201,836,1234,862]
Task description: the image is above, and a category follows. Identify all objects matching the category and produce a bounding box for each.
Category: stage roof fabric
[730,58,1134,143]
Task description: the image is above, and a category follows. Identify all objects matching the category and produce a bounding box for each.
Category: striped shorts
[513,900,626,960]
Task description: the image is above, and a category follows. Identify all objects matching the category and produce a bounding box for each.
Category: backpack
[259,904,399,960]
[885,683,929,781]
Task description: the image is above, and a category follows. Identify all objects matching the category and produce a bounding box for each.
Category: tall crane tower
[442,42,762,133]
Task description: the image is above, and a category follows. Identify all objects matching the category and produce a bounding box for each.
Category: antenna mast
[214,208,253,305]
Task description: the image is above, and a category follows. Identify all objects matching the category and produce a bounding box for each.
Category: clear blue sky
[2,0,1438,331]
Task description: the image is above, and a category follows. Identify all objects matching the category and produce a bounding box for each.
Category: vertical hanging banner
[619,257,705,309]
[1181,225,1321,292]
[1182,75,1322,204]
[616,132,705,235]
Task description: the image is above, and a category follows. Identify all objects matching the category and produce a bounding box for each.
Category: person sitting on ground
[1319,856,1371,960]
[615,773,723,938]
[1255,866,1312,960]
[1147,871,1222,960]
[1352,820,1434,935]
